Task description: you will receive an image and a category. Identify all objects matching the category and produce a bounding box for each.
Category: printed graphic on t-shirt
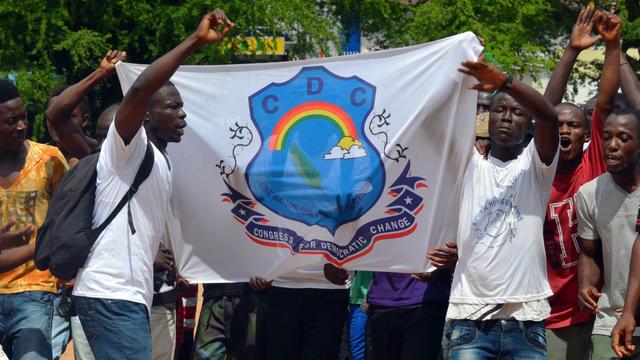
[636,204,640,233]
[472,198,523,248]
[0,190,37,228]
[546,197,580,269]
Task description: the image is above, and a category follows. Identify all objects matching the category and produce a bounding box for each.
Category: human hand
[154,248,176,280]
[99,50,127,75]
[569,5,601,50]
[427,241,458,269]
[0,219,34,251]
[594,11,622,44]
[475,138,490,159]
[249,277,271,291]
[411,269,445,282]
[578,286,602,314]
[193,9,235,45]
[323,263,349,285]
[458,61,508,92]
[612,312,637,358]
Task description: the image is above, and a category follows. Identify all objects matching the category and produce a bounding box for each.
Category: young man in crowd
[0,79,69,359]
[48,9,234,359]
[539,5,619,359]
[447,32,562,359]
[46,50,127,360]
[576,104,640,359]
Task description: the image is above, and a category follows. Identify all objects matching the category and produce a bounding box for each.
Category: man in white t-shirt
[445,58,560,357]
[69,10,234,360]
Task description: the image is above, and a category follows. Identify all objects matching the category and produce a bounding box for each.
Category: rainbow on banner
[268,101,358,151]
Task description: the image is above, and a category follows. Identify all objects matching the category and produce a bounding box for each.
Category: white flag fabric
[116,32,482,283]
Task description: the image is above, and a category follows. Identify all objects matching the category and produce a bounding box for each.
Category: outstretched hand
[99,50,127,75]
[458,61,508,92]
[594,11,622,44]
[569,4,601,50]
[194,9,235,45]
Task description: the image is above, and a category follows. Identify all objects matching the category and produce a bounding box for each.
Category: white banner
[116,32,482,283]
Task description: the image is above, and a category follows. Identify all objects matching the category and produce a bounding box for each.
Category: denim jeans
[51,292,71,359]
[446,319,547,360]
[73,296,151,360]
[0,291,54,360]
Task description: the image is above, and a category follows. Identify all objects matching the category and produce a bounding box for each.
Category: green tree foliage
[0,0,339,141]
[1,0,638,142]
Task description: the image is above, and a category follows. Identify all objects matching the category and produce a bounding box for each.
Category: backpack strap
[95,141,155,234]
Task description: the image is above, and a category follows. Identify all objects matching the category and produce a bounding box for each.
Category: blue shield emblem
[247,66,384,234]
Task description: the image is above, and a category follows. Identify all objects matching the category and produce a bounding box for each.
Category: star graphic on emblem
[239,209,246,216]
[404,196,413,205]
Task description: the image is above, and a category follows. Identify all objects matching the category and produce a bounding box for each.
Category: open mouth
[560,137,572,151]
[606,154,620,164]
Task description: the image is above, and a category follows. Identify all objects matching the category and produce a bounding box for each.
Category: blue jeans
[73,296,151,360]
[0,291,54,360]
[348,304,367,360]
[51,292,71,359]
[446,319,547,360]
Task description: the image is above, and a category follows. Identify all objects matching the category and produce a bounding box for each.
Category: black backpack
[35,142,154,280]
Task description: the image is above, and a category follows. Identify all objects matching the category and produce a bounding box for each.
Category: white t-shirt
[74,123,173,310]
[449,142,557,307]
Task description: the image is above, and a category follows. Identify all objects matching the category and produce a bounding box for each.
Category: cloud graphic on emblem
[324,146,348,160]
[324,136,368,160]
[344,145,367,159]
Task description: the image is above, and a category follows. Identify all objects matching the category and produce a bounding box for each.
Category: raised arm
[544,5,601,105]
[458,61,558,164]
[620,51,640,111]
[46,50,126,158]
[115,9,234,144]
[594,12,622,121]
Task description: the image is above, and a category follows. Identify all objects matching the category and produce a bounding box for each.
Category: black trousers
[264,286,349,360]
[369,300,449,360]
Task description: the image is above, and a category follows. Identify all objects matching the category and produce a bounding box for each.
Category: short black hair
[50,85,91,116]
[556,102,590,131]
[606,107,640,138]
[149,81,176,106]
[0,79,19,105]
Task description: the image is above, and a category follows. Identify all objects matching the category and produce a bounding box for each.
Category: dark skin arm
[612,234,640,357]
[544,4,601,105]
[0,244,34,273]
[46,50,126,158]
[577,237,603,314]
[0,219,33,251]
[620,51,640,112]
[458,62,559,165]
[115,9,234,144]
[594,12,622,122]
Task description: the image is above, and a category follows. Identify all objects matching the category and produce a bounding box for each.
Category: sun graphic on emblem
[324,136,368,160]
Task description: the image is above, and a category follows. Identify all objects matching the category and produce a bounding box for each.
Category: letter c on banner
[351,87,366,106]
[262,95,279,114]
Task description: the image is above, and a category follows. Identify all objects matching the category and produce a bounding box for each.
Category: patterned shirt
[0,141,68,294]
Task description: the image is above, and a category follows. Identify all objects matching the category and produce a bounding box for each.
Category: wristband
[498,74,513,93]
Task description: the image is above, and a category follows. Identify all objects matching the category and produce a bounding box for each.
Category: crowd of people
[1,4,640,360]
